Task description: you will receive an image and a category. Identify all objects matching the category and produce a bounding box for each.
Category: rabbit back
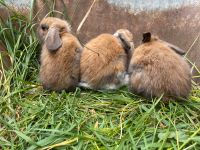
[129,40,191,98]
[80,34,128,90]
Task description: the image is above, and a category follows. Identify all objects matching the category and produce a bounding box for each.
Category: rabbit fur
[79,29,134,90]
[128,32,191,99]
[39,17,82,92]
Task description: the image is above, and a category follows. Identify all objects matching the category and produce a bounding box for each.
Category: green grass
[0,1,200,150]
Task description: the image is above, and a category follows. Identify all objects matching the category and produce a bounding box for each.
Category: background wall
[107,0,200,12]
[5,0,200,11]
[5,0,30,7]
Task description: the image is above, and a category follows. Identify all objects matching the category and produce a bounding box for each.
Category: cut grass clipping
[0,0,200,149]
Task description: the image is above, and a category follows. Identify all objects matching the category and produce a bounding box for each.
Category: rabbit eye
[41,24,49,31]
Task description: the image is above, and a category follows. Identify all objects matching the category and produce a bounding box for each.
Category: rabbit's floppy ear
[45,27,62,51]
[166,42,185,56]
[118,34,131,51]
[142,32,151,43]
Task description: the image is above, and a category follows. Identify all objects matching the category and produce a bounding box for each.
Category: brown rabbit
[129,32,191,99]
[39,17,82,92]
[79,29,134,90]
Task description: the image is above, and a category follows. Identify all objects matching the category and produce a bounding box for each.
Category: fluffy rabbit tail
[78,81,92,89]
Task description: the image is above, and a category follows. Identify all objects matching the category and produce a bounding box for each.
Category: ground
[0,3,200,150]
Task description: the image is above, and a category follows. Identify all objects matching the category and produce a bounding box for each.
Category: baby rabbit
[38,17,82,92]
[80,29,134,90]
[128,32,191,99]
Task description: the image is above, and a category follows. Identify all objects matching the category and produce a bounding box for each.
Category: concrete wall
[5,0,200,10]
[107,0,200,12]
[5,0,30,7]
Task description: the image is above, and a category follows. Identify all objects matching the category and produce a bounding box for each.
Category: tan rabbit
[129,32,191,99]
[79,29,134,90]
[38,17,82,92]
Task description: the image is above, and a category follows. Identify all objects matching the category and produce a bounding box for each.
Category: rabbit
[79,29,134,90]
[128,32,192,99]
[38,17,82,92]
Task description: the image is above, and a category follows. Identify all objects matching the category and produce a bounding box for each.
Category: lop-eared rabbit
[129,32,191,99]
[80,29,134,90]
[39,17,82,92]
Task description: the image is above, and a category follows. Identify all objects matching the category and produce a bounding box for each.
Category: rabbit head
[38,17,71,51]
[114,29,134,53]
[128,32,191,99]
[142,32,185,56]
